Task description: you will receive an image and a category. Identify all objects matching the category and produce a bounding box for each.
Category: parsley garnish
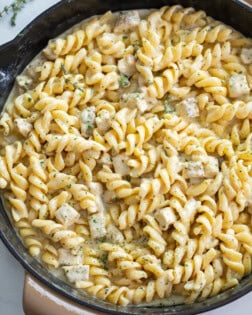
[126,175,131,182]
[164,95,174,113]
[119,74,130,88]
[60,63,67,75]
[73,82,84,92]
[0,0,29,26]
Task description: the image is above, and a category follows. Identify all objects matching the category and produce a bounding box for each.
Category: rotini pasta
[0,5,252,307]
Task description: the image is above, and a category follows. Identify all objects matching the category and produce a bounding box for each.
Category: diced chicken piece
[63,265,89,283]
[81,106,96,138]
[16,75,33,90]
[103,190,117,203]
[58,248,83,266]
[55,203,80,228]
[155,207,176,230]
[88,182,103,195]
[183,161,205,179]
[89,212,106,239]
[43,44,57,61]
[114,11,140,33]
[14,118,33,137]
[26,58,44,80]
[176,97,199,118]
[240,48,252,64]
[113,154,130,176]
[95,110,111,135]
[228,74,250,98]
[88,182,105,212]
[107,224,124,243]
[122,92,148,113]
[204,156,219,178]
[118,54,136,77]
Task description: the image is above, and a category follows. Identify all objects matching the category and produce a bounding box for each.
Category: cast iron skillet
[0,1,252,314]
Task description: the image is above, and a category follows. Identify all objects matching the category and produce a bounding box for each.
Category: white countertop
[0,1,251,314]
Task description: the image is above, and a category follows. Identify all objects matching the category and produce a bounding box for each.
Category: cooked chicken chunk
[16,75,33,90]
[113,154,130,176]
[183,161,205,179]
[43,43,57,61]
[228,74,250,98]
[55,203,80,228]
[155,207,176,230]
[107,224,124,243]
[240,48,252,64]
[14,118,33,137]
[122,92,148,113]
[63,265,89,283]
[204,156,219,178]
[81,106,96,137]
[89,212,106,239]
[114,11,140,33]
[58,248,83,266]
[176,97,199,118]
[118,54,136,77]
[95,110,111,134]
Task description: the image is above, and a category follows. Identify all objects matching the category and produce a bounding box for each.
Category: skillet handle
[23,273,108,315]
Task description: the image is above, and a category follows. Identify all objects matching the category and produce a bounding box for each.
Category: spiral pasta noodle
[0,5,252,307]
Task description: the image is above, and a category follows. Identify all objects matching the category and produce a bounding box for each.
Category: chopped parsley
[133,40,141,49]
[122,35,128,40]
[73,82,84,92]
[60,63,67,75]
[119,74,130,88]
[100,253,108,270]
[164,95,174,113]
[126,175,131,182]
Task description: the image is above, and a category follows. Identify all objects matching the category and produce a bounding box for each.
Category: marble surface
[0,0,252,314]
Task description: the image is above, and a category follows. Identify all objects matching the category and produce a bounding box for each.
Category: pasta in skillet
[0,5,252,305]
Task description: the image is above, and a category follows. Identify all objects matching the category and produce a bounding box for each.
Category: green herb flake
[164,95,174,113]
[119,74,130,88]
[73,82,84,92]
[100,253,108,270]
[0,0,29,26]
[122,35,128,40]
[126,175,131,182]
[60,63,67,75]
